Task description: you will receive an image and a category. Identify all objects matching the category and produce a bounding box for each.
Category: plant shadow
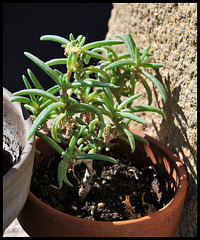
[151,68,197,236]
[152,69,197,183]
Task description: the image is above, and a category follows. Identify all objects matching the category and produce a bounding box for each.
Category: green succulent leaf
[27,69,44,90]
[89,119,99,132]
[84,50,107,61]
[136,74,152,105]
[40,35,70,45]
[38,85,62,105]
[132,134,149,146]
[82,67,110,83]
[79,36,86,47]
[22,75,36,102]
[86,88,104,101]
[115,34,135,61]
[45,58,67,66]
[39,99,54,111]
[117,93,143,111]
[102,92,114,113]
[120,132,149,146]
[13,89,59,103]
[69,79,120,89]
[74,154,116,163]
[35,131,65,155]
[24,104,37,115]
[139,44,152,63]
[93,106,113,119]
[116,112,145,124]
[68,125,86,151]
[27,101,66,140]
[138,69,167,102]
[73,115,88,126]
[24,52,61,86]
[69,33,75,41]
[58,160,73,188]
[122,105,165,116]
[22,74,32,90]
[103,46,119,61]
[126,33,137,62]
[51,113,66,143]
[139,63,163,68]
[81,40,123,51]
[67,52,74,70]
[135,47,140,65]
[10,96,38,110]
[67,103,105,138]
[123,128,135,153]
[105,59,136,70]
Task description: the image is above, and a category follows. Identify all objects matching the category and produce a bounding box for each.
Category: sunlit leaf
[123,128,135,152]
[74,153,116,163]
[40,35,70,45]
[116,112,145,124]
[138,69,167,102]
[81,40,123,51]
[117,93,143,111]
[105,59,136,70]
[24,52,61,86]
[27,101,66,140]
[13,89,59,103]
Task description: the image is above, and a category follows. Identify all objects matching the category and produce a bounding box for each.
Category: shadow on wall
[152,69,197,236]
[152,69,197,183]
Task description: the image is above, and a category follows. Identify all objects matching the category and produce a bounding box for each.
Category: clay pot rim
[28,128,187,225]
[3,87,35,181]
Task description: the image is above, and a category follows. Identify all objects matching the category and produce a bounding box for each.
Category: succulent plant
[10,33,166,198]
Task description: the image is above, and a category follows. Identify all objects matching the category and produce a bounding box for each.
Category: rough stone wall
[106,3,197,237]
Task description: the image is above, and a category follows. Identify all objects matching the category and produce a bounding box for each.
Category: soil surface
[31,150,173,221]
[3,149,14,175]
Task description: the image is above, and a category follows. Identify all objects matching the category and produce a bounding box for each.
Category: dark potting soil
[30,150,173,221]
[3,149,14,175]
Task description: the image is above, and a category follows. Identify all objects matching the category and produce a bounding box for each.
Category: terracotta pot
[3,88,35,231]
[18,129,187,237]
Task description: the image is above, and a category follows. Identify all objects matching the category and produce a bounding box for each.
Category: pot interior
[112,137,179,197]
[3,89,29,165]
[35,133,180,199]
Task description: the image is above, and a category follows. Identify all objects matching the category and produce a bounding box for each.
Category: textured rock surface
[106,3,197,237]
